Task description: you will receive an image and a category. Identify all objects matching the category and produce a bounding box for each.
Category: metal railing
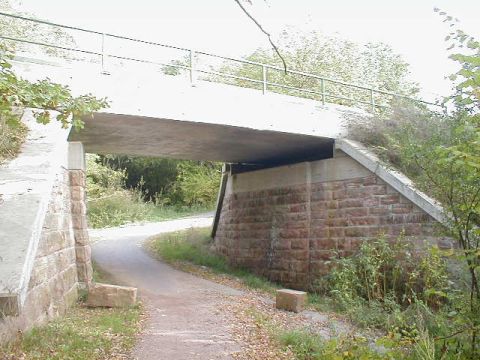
[0,11,439,111]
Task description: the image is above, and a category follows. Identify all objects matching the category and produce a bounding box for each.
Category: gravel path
[91,214,245,359]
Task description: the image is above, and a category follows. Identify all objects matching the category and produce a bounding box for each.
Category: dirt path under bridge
[90,215,357,360]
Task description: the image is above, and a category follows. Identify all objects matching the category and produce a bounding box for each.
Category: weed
[278,329,408,359]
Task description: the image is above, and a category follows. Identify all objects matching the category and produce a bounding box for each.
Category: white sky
[12,0,480,99]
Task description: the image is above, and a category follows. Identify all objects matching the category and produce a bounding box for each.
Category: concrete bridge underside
[72,113,334,166]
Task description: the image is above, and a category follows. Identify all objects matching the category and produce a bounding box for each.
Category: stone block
[75,245,92,263]
[276,289,306,313]
[86,283,137,308]
[77,260,93,284]
[69,170,86,187]
[71,201,87,215]
[74,228,90,245]
[70,186,85,201]
[64,284,79,307]
[72,215,87,230]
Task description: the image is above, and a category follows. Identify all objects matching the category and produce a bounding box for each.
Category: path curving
[90,214,244,360]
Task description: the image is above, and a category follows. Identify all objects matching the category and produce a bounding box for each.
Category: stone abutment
[214,145,449,290]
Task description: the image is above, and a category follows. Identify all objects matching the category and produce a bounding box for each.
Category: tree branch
[233,0,287,73]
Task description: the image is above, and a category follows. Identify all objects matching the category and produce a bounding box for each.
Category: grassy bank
[148,227,277,293]
[0,304,142,360]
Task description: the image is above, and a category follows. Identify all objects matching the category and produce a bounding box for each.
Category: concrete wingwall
[0,112,92,343]
[214,143,450,290]
[1,169,78,341]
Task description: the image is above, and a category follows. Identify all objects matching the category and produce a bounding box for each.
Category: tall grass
[87,188,153,228]
[148,228,276,292]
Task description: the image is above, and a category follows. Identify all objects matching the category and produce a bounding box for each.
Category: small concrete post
[276,289,307,313]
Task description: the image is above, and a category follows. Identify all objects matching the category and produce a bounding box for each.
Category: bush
[170,161,221,207]
[324,235,450,310]
[345,102,451,180]
[101,155,181,201]
[86,155,153,228]
[101,155,222,208]
[151,228,228,271]
[278,330,405,360]
[87,190,153,228]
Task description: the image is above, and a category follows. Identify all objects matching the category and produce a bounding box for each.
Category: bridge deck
[14,56,365,164]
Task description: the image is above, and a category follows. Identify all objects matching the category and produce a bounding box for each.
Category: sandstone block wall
[215,150,446,289]
[69,169,92,287]
[1,168,78,341]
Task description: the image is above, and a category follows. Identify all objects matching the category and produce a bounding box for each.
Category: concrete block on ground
[86,283,137,308]
[276,289,307,313]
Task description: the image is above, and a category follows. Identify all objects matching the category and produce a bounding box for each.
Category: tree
[0,44,108,161]
[390,11,480,356]
[0,0,75,57]
[216,29,418,109]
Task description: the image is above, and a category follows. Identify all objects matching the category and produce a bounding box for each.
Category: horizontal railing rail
[0,11,441,111]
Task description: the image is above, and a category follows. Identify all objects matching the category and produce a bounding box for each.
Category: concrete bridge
[0,13,446,340]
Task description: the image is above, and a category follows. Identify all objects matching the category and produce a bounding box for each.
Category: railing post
[190,49,197,86]
[101,33,106,73]
[370,88,375,111]
[320,78,326,105]
[262,65,267,94]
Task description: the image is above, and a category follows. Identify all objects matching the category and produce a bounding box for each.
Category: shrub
[151,228,228,271]
[87,189,152,228]
[278,329,405,360]
[86,155,153,228]
[325,235,450,310]
[170,161,221,207]
[101,155,221,208]
[345,102,451,180]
